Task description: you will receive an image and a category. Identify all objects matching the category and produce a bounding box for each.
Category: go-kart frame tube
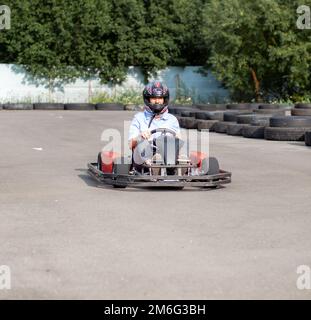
[87,163,232,188]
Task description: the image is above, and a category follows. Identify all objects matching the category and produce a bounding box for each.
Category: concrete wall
[0,64,229,103]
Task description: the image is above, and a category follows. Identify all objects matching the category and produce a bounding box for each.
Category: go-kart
[87,128,231,189]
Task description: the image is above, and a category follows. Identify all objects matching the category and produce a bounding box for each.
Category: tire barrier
[33,103,64,110]
[226,123,249,136]
[242,125,266,139]
[3,103,34,110]
[197,120,219,131]
[65,103,96,110]
[291,108,311,116]
[295,103,311,109]
[214,121,235,133]
[194,104,227,111]
[96,103,124,110]
[223,111,252,122]
[269,116,311,128]
[226,103,252,110]
[264,126,311,141]
[253,109,286,115]
[258,104,280,110]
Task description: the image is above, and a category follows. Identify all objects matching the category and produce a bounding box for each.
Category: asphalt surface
[0,110,311,299]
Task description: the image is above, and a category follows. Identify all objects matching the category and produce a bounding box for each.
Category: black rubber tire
[184,117,198,129]
[0,104,2,110]
[65,103,95,110]
[305,132,311,146]
[242,125,265,139]
[3,103,33,110]
[97,152,102,171]
[258,104,280,110]
[269,116,311,128]
[172,107,192,116]
[194,104,226,111]
[112,157,131,188]
[195,111,209,120]
[197,120,219,131]
[253,109,285,115]
[236,115,256,124]
[33,103,64,110]
[96,103,124,110]
[291,108,311,116]
[179,117,187,128]
[214,121,235,133]
[295,103,311,109]
[264,127,311,141]
[181,110,196,117]
[226,103,252,110]
[250,118,271,126]
[226,123,249,136]
[200,157,220,175]
[223,111,252,122]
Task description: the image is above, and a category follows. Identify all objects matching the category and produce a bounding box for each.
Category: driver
[128,81,180,150]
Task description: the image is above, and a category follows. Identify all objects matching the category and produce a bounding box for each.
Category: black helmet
[143,81,169,114]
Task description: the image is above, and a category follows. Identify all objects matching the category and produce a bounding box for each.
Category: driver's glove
[140,130,151,140]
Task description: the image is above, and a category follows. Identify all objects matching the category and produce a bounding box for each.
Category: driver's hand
[141,130,151,140]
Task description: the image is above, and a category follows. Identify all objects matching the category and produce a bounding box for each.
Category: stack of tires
[291,103,311,117]
[214,104,257,135]
[242,115,271,139]
[265,116,311,141]
[3,103,34,110]
[253,104,286,116]
[306,131,311,146]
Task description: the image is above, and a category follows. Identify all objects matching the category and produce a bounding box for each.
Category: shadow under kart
[87,128,232,189]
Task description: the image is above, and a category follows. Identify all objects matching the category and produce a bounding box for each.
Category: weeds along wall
[0,64,229,104]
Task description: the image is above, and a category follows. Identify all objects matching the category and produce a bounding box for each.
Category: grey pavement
[0,110,311,299]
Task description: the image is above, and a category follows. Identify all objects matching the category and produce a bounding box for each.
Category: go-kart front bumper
[87,162,232,188]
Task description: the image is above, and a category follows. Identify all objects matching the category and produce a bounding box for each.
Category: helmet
[143,81,169,114]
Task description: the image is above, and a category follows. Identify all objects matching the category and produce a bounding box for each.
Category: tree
[201,0,311,102]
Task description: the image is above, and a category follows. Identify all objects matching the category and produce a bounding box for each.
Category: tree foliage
[0,0,310,101]
[201,0,311,101]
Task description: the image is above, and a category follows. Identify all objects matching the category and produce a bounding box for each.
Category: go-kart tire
[269,116,311,128]
[201,157,220,175]
[305,132,311,146]
[226,123,249,136]
[264,127,311,141]
[33,103,64,110]
[3,103,33,110]
[295,103,311,109]
[65,103,95,110]
[242,125,265,139]
[291,108,311,116]
[96,103,124,110]
[197,120,219,131]
[214,121,235,133]
[253,109,285,115]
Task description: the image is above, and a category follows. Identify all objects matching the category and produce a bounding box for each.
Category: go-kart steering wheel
[149,128,176,136]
